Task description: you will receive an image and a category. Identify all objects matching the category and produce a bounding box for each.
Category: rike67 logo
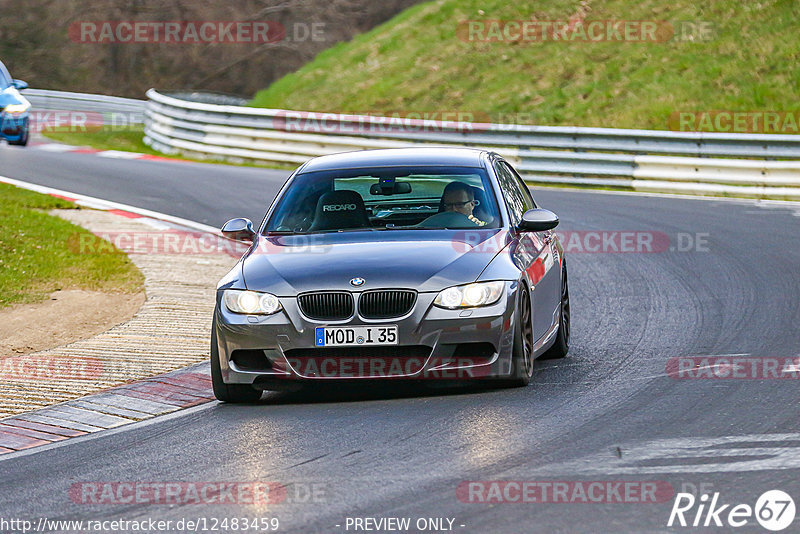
[668,490,796,531]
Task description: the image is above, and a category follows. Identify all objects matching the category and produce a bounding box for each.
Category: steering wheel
[417,211,482,228]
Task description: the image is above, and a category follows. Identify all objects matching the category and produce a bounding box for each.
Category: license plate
[315,326,398,347]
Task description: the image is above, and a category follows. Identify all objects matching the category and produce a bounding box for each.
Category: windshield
[0,61,11,89]
[265,166,501,234]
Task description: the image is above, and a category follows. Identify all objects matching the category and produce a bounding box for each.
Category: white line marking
[533,433,800,475]
[33,143,78,152]
[0,175,221,235]
[97,150,146,159]
[138,218,172,230]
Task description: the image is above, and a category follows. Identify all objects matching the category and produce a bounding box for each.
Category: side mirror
[221,218,255,242]
[518,208,559,232]
[12,80,28,91]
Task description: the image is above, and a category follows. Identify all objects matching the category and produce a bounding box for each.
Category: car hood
[241,228,510,295]
[0,87,29,111]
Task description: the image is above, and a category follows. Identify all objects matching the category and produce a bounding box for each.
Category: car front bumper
[0,112,28,141]
[214,282,519,385]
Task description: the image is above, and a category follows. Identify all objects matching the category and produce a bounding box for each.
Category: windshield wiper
[268,227,426,235]
[264,231,308,235]
[298,228,382,235]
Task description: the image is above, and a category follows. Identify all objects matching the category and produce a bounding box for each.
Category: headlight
[3,103,29,115]
[223,289,282,315]
[433,281,505,309]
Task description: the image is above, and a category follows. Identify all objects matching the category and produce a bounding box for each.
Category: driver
[441,181,486,226]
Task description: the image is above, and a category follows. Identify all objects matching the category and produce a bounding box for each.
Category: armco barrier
[21,88,799,200]
[142,89,800,200]
[24,89,145,123]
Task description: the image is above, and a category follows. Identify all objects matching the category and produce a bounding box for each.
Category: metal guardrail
[24,89,145,123]
[23,88,799,199]
[50,88,783,200]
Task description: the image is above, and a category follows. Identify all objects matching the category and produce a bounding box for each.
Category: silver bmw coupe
[212,148,569,402]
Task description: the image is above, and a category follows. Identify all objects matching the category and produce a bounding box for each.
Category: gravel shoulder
[0,208,234,419]
[0,290,144,357]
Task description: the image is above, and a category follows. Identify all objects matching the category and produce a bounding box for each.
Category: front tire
[211,318,262,403]
[541,261,570,360]
[507,283,534,387]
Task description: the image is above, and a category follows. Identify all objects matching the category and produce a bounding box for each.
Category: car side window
[494,161,528,226]
[503,161,537,209]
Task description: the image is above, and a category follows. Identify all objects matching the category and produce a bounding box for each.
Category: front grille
[298,291,354,320]
[358,290,417,319]
[284,345,431,377]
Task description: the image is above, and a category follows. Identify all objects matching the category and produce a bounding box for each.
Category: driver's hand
[468,214,486,226]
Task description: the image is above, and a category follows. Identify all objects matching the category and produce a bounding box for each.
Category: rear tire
[506,283,534,387]
[541,261,570,360]
[211,318,262,403]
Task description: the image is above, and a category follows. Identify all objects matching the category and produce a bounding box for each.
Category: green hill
[251,0,799,132]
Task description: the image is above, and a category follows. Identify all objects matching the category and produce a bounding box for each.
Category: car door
[495,160,561,344]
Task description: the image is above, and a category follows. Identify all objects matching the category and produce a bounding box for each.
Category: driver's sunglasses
[444,199,480,208]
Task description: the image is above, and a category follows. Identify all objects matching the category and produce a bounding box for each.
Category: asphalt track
[1,143,799,533]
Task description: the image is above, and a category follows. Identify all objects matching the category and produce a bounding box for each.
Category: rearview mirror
[12,79,28,91]
[517,208,559,232]
[369,178,412,196]
[221,218,255,242]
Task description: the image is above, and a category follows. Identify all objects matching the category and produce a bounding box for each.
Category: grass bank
[0,183,143,308]
[251,0,798,132]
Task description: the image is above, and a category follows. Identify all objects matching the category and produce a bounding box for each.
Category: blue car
[0,60,30,146]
